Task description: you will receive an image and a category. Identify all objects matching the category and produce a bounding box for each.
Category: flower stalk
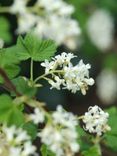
[30,59,34,82]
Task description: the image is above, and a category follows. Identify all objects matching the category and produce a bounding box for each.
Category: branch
[0,67,21,96]
[0,67,34,113]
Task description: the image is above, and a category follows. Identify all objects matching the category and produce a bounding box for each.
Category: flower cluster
[96,69,117,105]
[37,0,74,15]
[83,105,111,136]
[29,107,45,124]
[0,125,37,156]
[39,105,79,156]
[10,0,27,14]
[41,52,94,95]
[87,9,114,51]
[10,0,81,49]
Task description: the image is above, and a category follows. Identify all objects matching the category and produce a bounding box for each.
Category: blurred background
[0,0,117,155]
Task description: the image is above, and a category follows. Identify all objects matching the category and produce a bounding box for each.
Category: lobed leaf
[15,33,57,61]
[41,144,55,156]
[22,122,38,140]
[104,107,117,152]
[12,76,37,97]
[0,94,25,126]
[0,48,20,83]
[82,145,101,156]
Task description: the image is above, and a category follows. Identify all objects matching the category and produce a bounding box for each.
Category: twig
[0,67,21,96]
[0,67,34,113]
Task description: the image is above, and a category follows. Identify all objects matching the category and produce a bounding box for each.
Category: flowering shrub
[0,33,114,156]
[0,0,117,156]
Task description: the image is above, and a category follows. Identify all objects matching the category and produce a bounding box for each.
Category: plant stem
[0,6,44,15]
[0,6,35,14]
[34,70,64,83]
[0,68,33,113]
[0,67,21,96]
[0,7,10,13]
[30,59,34,82]
[77,115,84,120]
[94,135,101,144]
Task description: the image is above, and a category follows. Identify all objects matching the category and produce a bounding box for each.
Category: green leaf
[7,107,24,126]
[106,107,117,135]
[15,36,30,61]
[77,126,91,151]
[41,144,55,156]
[0,17,12,42]
[0,47,20,65]
[4,64,20,79]
[104,135,117,152]
[104,107,117,152]
[0,64,20,84]
[0,48,20,83]
[16,33,57,61]
[0,94,25,126]
[22,122,38,140]
[82,145,101,156]
[12,77,37,97]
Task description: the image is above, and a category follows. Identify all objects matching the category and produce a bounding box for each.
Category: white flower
[49,76,65,90]
[36,0,74,16]
[15,129,30,143]
[39,105,79,156]
[58,4,74,16]
[64,36,81,50]
[10,0,27,14]
[96,69,117,104]
[63,60,94,94]
[53,52,76,65]
[52,105,77,129]
[36,0,64,13]
[10,0,81,49]
[16,13,38,34]
[22,142,36,155]
[64,80,79,93]
[41,59,56,74]
[41,53,94,95]
[35,15,81,48]
[87,9,114,51]
[39,125,64,156]
[29,108,45,124]
[83,105,111,136]
[9,147,21,156]
[61,128,80,152]
[3,125,16,142]
[70,142,80,153]
[1,125,37,156]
